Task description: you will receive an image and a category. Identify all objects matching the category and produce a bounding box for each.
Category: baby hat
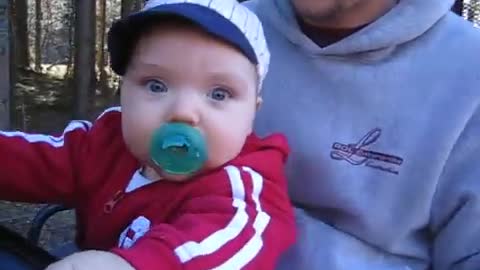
[108,0,270,90]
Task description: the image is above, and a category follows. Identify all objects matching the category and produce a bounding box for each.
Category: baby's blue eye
[146,80,168,93]
[209,88,231,101]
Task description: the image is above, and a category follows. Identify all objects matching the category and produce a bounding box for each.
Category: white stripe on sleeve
[211,167,270,270]
[174,165,249,263]
[0,121,91,148]
[174,165,271,269]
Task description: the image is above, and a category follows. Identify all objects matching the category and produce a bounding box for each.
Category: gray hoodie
[243,0,480,269]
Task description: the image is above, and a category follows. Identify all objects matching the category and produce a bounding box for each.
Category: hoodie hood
[257,0,456,56]
[231,133,290,185]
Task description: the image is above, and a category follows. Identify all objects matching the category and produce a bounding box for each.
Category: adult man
[243,0,480,269]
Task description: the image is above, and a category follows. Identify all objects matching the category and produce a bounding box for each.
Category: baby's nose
[167,96,200,126]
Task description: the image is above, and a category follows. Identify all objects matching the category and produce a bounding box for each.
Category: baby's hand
[45,250,135,270]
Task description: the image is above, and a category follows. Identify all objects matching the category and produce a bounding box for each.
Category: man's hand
[45,250,135,270]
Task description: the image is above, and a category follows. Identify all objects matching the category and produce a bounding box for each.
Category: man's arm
[112,165,296,270]
[431,106,480,270]
[46,250,135,270]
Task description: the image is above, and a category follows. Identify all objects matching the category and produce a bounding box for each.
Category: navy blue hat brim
[108,3,258,76]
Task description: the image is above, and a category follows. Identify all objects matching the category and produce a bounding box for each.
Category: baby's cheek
[207,130,247,168]
[122,125,151,162]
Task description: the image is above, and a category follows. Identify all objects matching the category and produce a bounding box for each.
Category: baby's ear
[256,96,263,110]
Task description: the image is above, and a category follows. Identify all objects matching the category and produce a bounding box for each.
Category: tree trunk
[121,0,136,18]
[65,0,75,79]
[97,0,107,93]
[0,0,11,129]
[34,0,42,72]
[73,0,96,119]
[134,0,143,12]
[12,0,29,69]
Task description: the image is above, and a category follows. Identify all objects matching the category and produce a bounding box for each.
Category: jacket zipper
[104,190,125,214]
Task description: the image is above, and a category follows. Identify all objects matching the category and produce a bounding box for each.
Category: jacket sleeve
[112,165,296,270]
[0,107,121,206]
[430,106,480,270]
[0,119,93,205]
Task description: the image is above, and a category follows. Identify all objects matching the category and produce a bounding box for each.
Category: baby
[0,0,296,269]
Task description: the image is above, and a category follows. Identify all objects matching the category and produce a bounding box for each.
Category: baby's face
[120,23,260,181]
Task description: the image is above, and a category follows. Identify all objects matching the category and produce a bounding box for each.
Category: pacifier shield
[150,123,207,175]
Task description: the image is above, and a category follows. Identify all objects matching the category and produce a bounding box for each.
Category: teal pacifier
[149,122,207,175]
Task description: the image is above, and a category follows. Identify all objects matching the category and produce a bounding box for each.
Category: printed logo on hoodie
[330,128,404,175]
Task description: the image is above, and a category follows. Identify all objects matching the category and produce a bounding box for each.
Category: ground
[0,68,117,253]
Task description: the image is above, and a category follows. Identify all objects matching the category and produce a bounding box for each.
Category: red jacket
[0,107,296,270]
